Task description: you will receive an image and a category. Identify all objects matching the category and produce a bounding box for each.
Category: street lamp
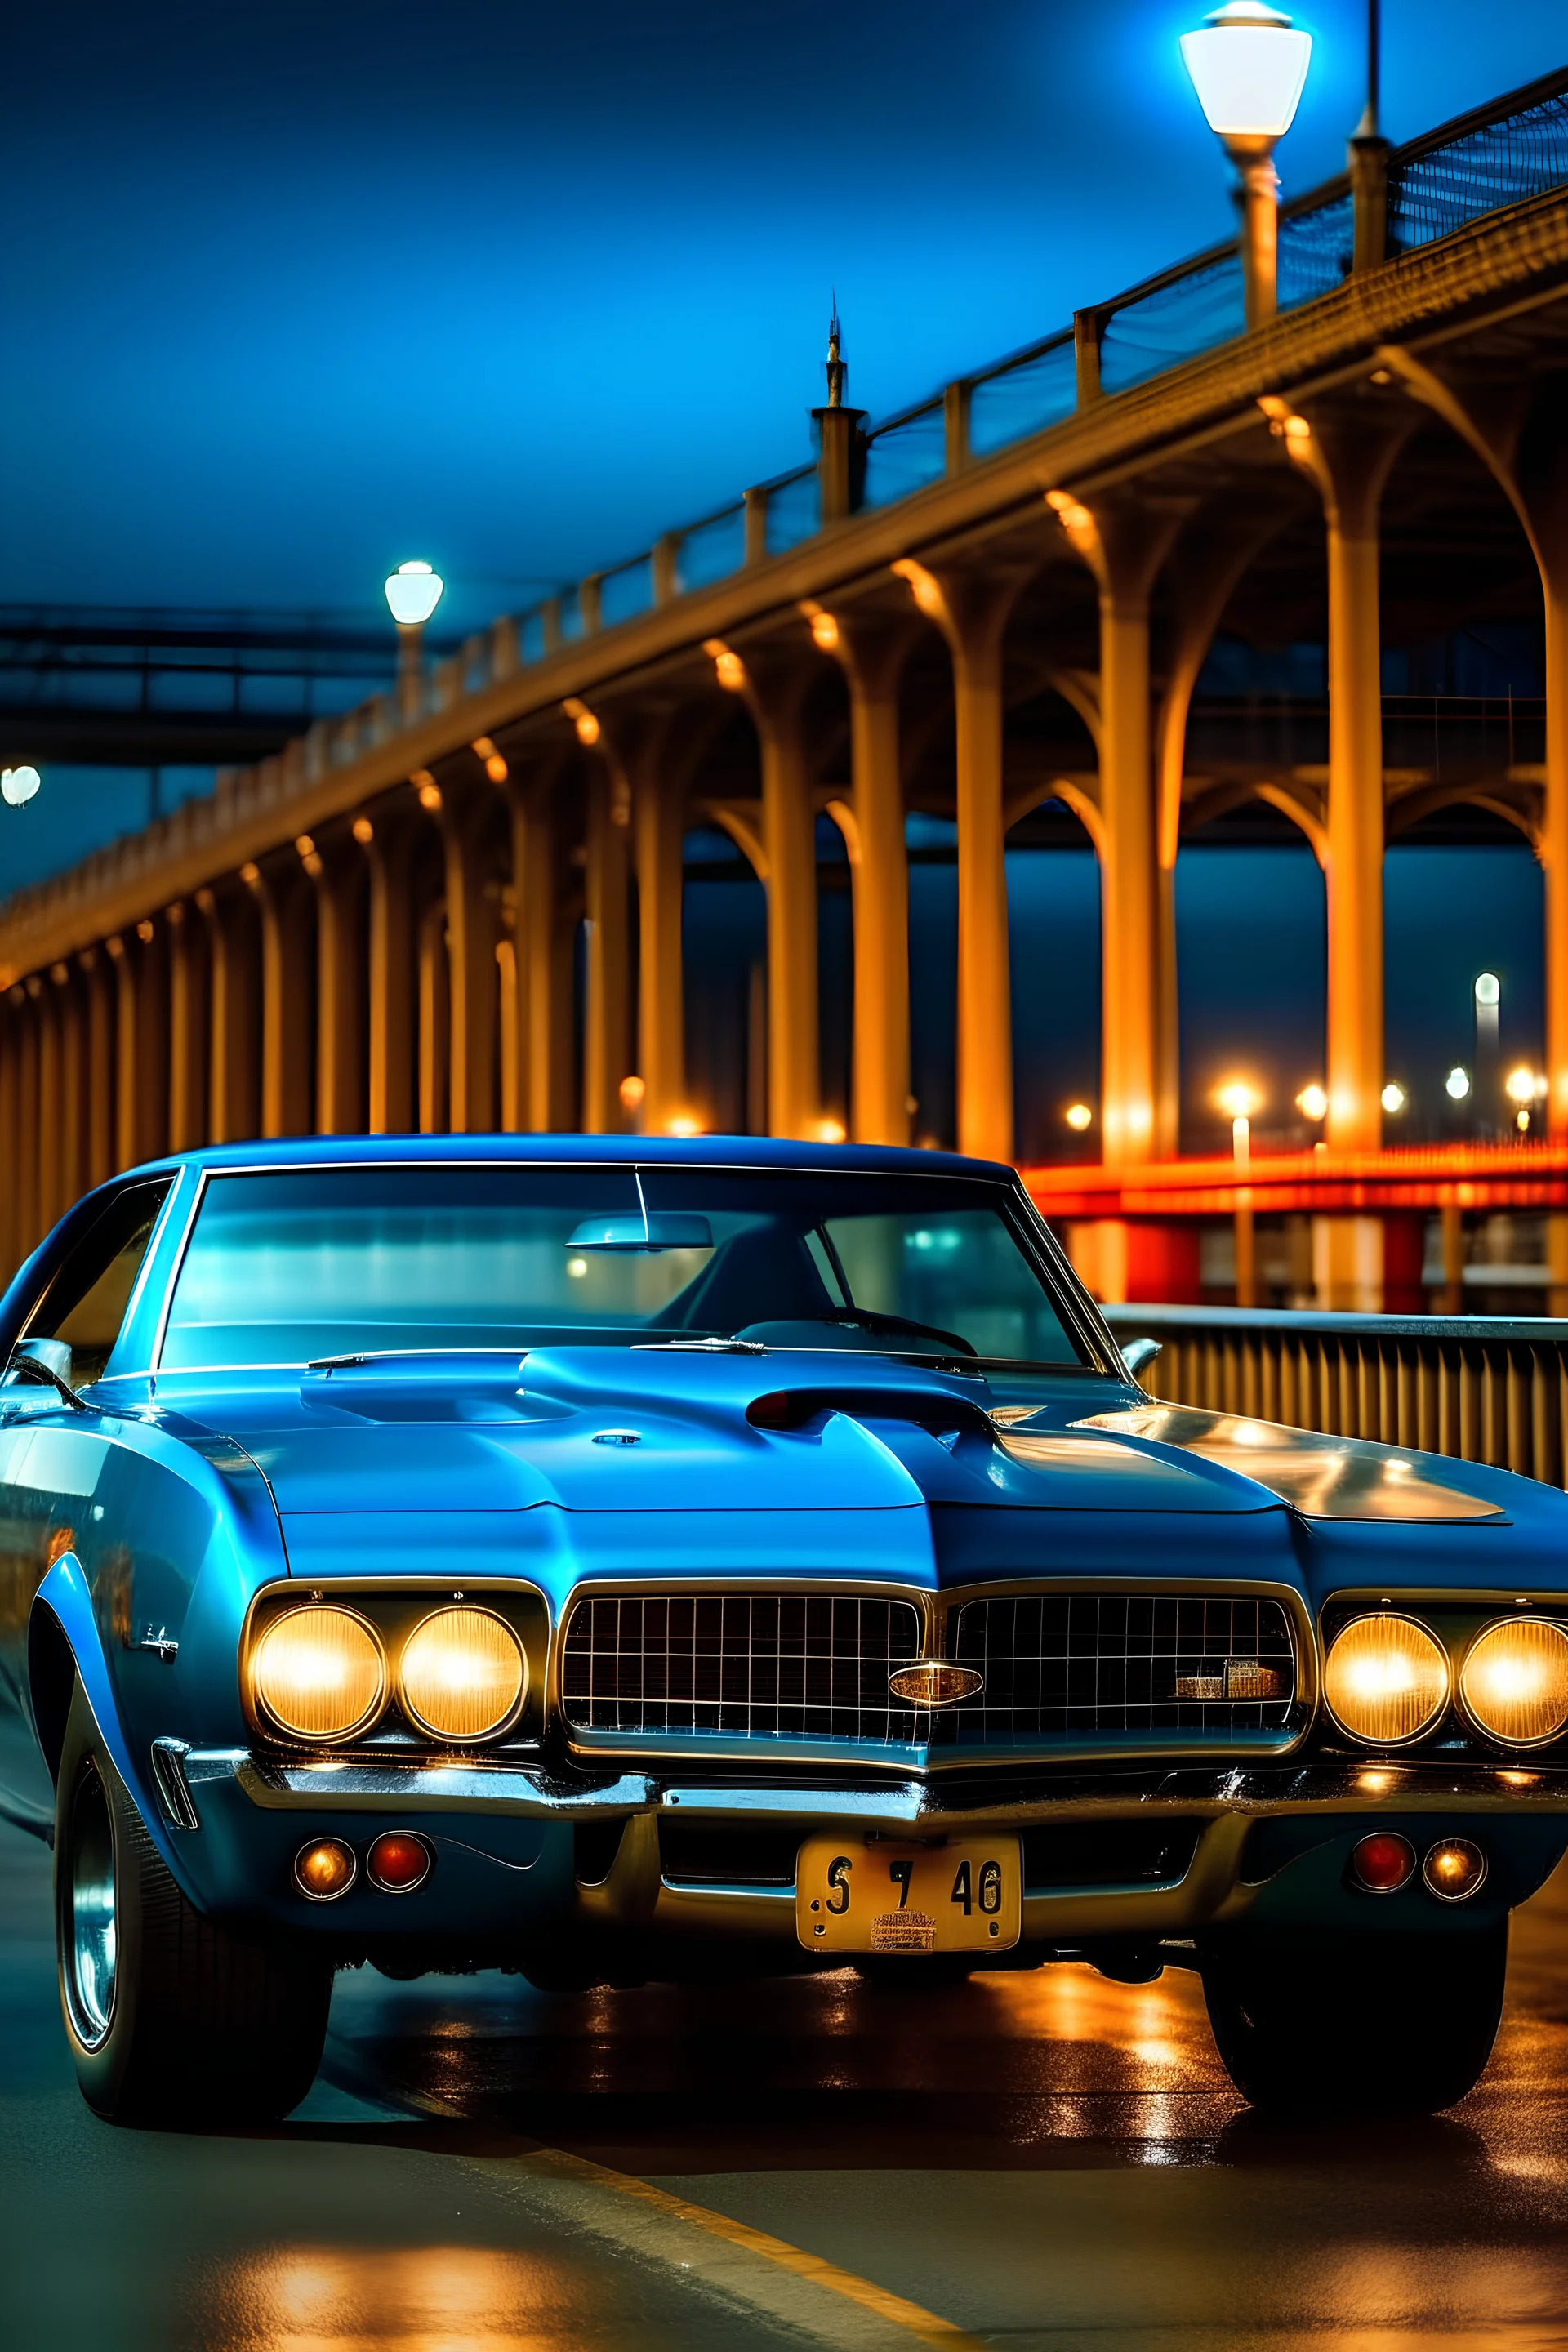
[1215,1079,1263,1306]
[2,764,42,807]
[385,559,444,717]
[1180,2,1312,331]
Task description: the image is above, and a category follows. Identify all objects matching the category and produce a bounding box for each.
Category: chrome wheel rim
[64,1762,117,2049]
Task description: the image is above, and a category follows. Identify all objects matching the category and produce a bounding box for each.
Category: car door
[0,1181,172,1828]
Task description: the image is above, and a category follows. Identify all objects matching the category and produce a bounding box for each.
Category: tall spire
[825,299,845,410]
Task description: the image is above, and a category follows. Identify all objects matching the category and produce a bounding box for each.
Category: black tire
[1201,1925,1508,2115]
[54,1679,332,2126]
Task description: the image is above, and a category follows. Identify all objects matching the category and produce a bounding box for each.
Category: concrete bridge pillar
[1046,492,1187,1169]
[107,923,168,1171]
[728,651,822,1141]
[34,976,62,1239]
[313,835,368,1138]
[439,789,498,1136]
[197,884,260,1147]
[13,988,40,1257]
[0,991,21,1276]
[359,817,416,1137]
[78,947,114,1191]
[818,609,912,1148]
[582,762,633,1135]
[247,858,314,1141]
[506,772,575,1133]
[891,562,1018,1164]
[165,901,208,1155]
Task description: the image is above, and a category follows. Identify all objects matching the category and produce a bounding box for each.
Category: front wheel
[1201,1926,1508,2115]
[55,1680,332,2126]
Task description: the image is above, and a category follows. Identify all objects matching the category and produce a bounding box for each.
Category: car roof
[112,1133,1019,1184]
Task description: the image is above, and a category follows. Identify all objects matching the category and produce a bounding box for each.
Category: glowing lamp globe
[1179,2,1312,150]
[385,560,445,627]
[1,765,42,808]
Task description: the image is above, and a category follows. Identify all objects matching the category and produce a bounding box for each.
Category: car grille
[561,1591,926,1744]
[947,1592,1296,1745]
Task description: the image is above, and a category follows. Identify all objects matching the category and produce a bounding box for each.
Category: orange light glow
[239,862,261,887]
[619,1074,646,1111]
[136,918,155,943]
[351,816,374,844]
[807,608,840,652]
[294,1838,356,1900]
[1216,1080,1262,1120]
[1065,1102,1094,1133]
[891,558,945,620]
[666,1113,702,1138]
[814,1116,848,1144]
[1297,1083,1328,1120]
[294,834,315,858]
[417,782,443,811]
[564,697,602,746]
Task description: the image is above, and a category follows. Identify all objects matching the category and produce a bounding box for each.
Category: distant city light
[1296,1083,1327,1121]
[1506,1066,1539,1106]
[1,764,42,807]
[1064,1102,1094,1133]
[1381,1083,1407,1115]
[814,1117,848,1145]
[385,559,444,626]
[666,1114,702,1138]
[1446,1067,1471,1100]
[1179,2,1312,143]
[1216,1080,1262,1120]
[1475,972,1501,1009]
[619,1075,646,1111]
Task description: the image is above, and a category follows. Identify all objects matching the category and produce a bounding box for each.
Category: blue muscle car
[3,1135,1566,2124]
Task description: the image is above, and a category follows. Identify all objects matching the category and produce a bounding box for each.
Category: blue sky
[3,1,1563,629]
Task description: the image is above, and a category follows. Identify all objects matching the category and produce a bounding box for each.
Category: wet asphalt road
[7,1816,1568,2349]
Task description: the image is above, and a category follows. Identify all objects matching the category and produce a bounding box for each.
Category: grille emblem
[889,1660,983,1707]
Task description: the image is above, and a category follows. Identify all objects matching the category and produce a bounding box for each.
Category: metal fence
[1102,1304,1568,1490]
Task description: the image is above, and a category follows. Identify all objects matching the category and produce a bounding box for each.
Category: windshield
[157,1165,1089,1373]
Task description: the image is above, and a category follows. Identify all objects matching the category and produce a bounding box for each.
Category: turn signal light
[398,1606,526,1742]
[1350,1830,1416,1893]
[252,1606,386,1742]
[1460,1618,1568,1746]
[1323,1615,1449,1745]
[367,1831,433,1893]
[294,1838,356,1900]
[1423,1838,1488,1902]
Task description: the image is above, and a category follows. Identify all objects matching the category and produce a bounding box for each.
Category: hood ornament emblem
[889,1660,983,1707]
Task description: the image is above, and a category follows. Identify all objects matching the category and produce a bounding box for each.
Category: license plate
[795,1835,1022,1953]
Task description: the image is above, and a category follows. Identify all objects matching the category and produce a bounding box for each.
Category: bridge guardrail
[1101,1302,1568,1490]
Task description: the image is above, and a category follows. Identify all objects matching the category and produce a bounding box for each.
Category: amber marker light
[1323,1615,1450,1744]
[294,1838,357,1900]
[1349,1831,1415,1894]
[398,1607,526,1744]
[367,1832,433,1894]
[252,1607,386,1743]
[1423,1838,1487,1902]
[1459,1618,1568,1746]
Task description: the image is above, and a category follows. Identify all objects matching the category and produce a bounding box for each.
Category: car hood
[153,1348,1292,1517]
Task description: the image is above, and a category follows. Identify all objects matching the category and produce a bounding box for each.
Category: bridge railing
[1100,1303,1568,1490]
[477,65,1568,689]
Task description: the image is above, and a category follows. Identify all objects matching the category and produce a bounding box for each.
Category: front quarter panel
[22,1407,288,1887]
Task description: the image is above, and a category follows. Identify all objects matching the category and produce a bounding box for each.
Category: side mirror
[1120,1336,1162,1380]
[6,1339,87,1410]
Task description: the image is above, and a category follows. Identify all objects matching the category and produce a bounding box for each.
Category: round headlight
[398,1607,526,1743]
[1323,1615,1449,1745]
[1460,1617,1568,1746]
[252,1606,385,1742]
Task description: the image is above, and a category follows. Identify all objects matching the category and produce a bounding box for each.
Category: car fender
[28,1554,186,1884]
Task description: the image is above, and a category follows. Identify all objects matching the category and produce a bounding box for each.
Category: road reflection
[201,2247,565,2352]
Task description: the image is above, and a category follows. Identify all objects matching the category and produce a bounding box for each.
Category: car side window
[21,1181,174,1388]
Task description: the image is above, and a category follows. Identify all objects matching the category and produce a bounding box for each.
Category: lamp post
[1218,1080,1263,1306]
[384,560,445,720]
[1180,2,1312,331]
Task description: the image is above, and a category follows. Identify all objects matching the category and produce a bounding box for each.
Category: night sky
[2,2,1562,1151]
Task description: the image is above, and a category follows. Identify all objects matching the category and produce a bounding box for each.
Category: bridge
[2,69,1566,1309]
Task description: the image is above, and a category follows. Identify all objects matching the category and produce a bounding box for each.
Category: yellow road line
[510,2143,990,2352]
[323,2033,986,2351]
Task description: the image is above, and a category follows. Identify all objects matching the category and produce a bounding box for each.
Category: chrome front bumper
[183,1747,1568,1949]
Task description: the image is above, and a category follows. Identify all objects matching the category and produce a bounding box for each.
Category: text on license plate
[795,1835,1022,1953]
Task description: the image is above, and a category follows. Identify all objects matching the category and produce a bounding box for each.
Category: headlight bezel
[1321,1610,1451,1748]
[1458,1615,1568,1748]
[249,1603,389,1744]
[240,1578,549,1753]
